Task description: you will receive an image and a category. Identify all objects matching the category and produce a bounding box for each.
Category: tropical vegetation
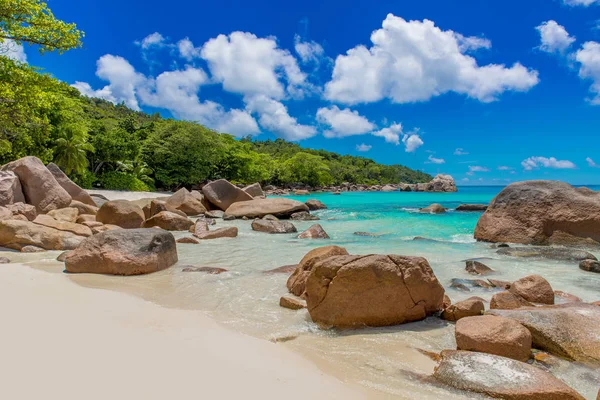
[0,0,432,191]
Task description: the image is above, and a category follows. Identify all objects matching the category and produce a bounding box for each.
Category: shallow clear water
[6,186,600,399]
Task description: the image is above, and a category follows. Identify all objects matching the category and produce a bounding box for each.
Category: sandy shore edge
[0,264,367,400]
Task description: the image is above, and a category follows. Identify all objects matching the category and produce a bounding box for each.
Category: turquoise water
[9,185,600,399]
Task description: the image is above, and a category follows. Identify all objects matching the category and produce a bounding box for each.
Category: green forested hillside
[0,1,432,191]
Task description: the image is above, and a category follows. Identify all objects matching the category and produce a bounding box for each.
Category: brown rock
[442,297,485,321]
[5,202,36,221]
[305,199,327,210]
[280,295,306,310]
[488,279,511,290]
[65,229,178,275]
[424,174,457,192]
[297,224,330,239]
[148,200,187,218]
[46,163,96,206]
[56,251,70,262]
[202,179,253,211]
[194,227,238,240]
[554,290,582,303]
[305,254,445,328]
[251,219,297,234]
[286,246,349,297]
[76,214,96,224]
[490,291,533,310]
[433,350,584,399]
[242,183,264,198]
[475,180,600,246]
[69,200,98,216]
[0,219,86,250]
[81,220,103,229]
[465,260,494,276]
[176,237,200,244]
[510,274,554,305]
[487,302,600,364]
[263,264,297,274]
[290,211,319,221]
[33,215,92,237]
[96,200,145,229]
[580,259,600,273]
[294,189,310,195]
[205,210,224,219]
[181,266,227,274]
[91,224,122,235]
[224,198,309,219]
[47,207,79,223]
[456,204,488,211]
[2,156,71,213]
[165,188,206,216]
[420,203,446,214]
[21,245,45,253]
[442,294,452,309]
[0,171,25,206]
[455,315,532,361]
[142,211,193,231]
[0,206,12,221]
[190,219,209,236]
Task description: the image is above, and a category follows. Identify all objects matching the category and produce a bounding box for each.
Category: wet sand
[0,264,372,400]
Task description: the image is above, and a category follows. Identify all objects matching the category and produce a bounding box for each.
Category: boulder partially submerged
[287,245,349,297]
[251,219,297,234]
[487,302,600,365]
[433,350,584,399]
[224,198,309,219]
[65,229,178,275]
[475,180,600,246]
[496,246,597,261]
[297,224,330,239]
[305,254,445,328]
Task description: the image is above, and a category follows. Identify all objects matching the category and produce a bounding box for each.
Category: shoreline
[0,263,374,400]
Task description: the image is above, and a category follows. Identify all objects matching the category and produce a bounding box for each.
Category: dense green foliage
[0,1,431,191]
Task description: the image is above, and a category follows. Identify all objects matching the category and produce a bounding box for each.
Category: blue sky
[15,0,600,184]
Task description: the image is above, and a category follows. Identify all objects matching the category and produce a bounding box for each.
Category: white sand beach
[0,264,369,400]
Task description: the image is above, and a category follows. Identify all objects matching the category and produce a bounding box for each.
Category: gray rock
[251,219,297,234]
[497,246,597,261]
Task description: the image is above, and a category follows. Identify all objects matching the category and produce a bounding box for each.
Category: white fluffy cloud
[73,55,145,110]
[324,14,539,105]
[294,35,325,64]
[137,67,258,136]
[401,132,424,151]
[316,106,375,138]
[356,143,372,152]
[0,39,27,63]
[427,155,445,164]
[373,123,403,146]
[245,95,316,141]
[563,0,599,6]
[575,41,600,104]
[497,166,514,171]
[73,55,259,136]
[177,38,202,61]
[201,32,307,99]
[521,156,576,170]
[536,21,575,54]
[138,32,166,49]
[454,148,468,155]
[587,157,599,167]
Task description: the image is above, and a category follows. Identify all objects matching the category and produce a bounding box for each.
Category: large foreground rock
[475,181,600,246]
[96,200,145,229]
[65,229,178,275]
[202,179,253,211]
[0,171,25,206]
[2,156,71,213]
[433,350,584,399]
[287,246,349,297]
[165,188,206,216]
[46,163,96,206]
[0,219,86,250]
[224,198,309,219]
[455,315,532,361]
[487,303,600,365]
[305,254,445,328]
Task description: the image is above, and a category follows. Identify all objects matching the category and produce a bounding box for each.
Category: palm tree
[116,159,154,186]
[53,125,94,176]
